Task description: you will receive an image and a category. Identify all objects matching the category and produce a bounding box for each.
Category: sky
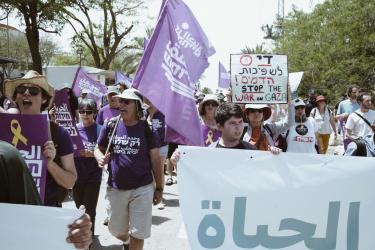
[4,0,323,91]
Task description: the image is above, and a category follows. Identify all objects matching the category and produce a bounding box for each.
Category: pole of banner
[104,115,121,156]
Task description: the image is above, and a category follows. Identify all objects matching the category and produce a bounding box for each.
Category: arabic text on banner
[230,54,288,104]
[178,146,375,250]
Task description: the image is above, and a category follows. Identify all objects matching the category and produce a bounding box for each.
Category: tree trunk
[24,2,43,74]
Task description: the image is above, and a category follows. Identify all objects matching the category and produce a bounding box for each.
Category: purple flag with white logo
[0,113,48,202]
[218,61,230,89]
[115,71,132,88]
[132,0,215,146]
[53,90,85,155]
[72,67,107,106]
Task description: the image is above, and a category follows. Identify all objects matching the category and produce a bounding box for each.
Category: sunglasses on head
[78,110,94,115]
[119,99,133,105]
[15,85,41,96]
[247,108,263,114]
[205,101,218,107]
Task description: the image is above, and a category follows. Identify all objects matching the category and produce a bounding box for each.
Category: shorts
[159,144,168,158]
[107,184,153,240]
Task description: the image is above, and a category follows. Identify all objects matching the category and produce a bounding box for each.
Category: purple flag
[0,113,48,202]
[132,0,215,146]
[144,38,150,50]
[115,71,132,88]
[72,67,107,106]
[53,90,85,155]
[218,61,230,89]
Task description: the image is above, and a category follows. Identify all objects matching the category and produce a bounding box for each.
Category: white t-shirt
[311,107,332,134]
[287,117,318,153]
[345,109,375,138]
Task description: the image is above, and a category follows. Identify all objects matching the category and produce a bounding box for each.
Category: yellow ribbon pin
[11,119,28,147]
[205,130,214,145]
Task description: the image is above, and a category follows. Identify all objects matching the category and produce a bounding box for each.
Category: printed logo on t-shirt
[112,135,140,154]
[295,124,308,135]
[152,119,163,131]
[84,141,96,151]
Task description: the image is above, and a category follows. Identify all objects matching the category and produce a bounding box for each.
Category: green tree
[0,1,71,73]
[274,0,375,102]
[201,87,213,94]
[62,0,145,70]
[240,43,268,54]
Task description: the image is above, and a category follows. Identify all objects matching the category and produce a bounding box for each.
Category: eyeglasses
[205,101,218,107]
[119,99,133,105]
[247,108,263,114]
[78,110,94,115]
[15,85,41,96]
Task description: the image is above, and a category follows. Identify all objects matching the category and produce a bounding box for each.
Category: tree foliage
[274,0,375,102]
[0,0,71,73]
[62,0,145,70]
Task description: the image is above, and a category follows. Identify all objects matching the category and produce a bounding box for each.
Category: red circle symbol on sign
[240,55,252,66]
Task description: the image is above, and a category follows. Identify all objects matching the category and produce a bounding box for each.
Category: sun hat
[198,94,220,115]
[81,89,90,94]
[292,98,306,108]
[114,88,144,106]
[106,85,120,95]
[4,70,54,101]
[244,104,272,121]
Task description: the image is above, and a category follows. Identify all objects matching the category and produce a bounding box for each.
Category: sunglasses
[119,99,133,105]
[78,110,94,115]
[295,106,305,110]
[205,101,218,107]
[247,108,263,114]
[15,85,41,96]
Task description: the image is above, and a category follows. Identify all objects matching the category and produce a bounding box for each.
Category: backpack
[351,138,368,156]
[311,107,332,118]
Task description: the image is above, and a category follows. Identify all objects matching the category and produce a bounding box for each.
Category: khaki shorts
[107,184,153,240]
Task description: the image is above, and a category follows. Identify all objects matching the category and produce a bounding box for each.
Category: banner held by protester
[53,90,85,155]
[178,146,374,249]
[132,0,215,146]
[72,67,107,106]
[230,54,288,104]
[0,113,48,202]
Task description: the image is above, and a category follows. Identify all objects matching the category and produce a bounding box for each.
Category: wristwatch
[155,187,163,192]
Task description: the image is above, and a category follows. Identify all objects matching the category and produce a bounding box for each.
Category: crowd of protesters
[0,70,374,250]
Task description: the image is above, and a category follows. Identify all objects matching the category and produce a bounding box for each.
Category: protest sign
[53,90,85,154]
[72,67,107,106]
[0,203,83,250]
[289,72,304,92]
[218,61,230,89]
[0,113,48,202]
[178,146,375,250]
[132,0,215,146]
[230,54,288,104]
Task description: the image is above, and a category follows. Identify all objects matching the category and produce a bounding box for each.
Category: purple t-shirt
[201,124,221,147]
[74,123,102,184]
[151,111,167,147]
[97,119,160,190]
[45,124,74,206]
[96,104,120,125]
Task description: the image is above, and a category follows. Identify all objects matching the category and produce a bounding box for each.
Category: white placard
[230,54,288,104]
[0,204,83,250]
[289,72,304,92]
[178,146,375,250]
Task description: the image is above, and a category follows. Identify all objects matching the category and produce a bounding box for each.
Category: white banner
[289,72,304,92]
[0,204,83,250]
[178,146,375,250]
[230,54,288,104]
